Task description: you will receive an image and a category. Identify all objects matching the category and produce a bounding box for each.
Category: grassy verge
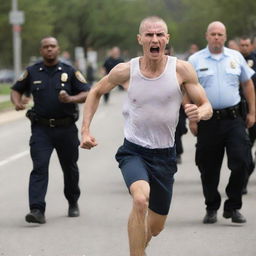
[0,83,11,95]
[0,101,13,112]
[0,83,12,112]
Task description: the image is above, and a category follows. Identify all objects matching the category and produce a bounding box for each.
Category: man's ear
[167,33,170,44]
[137,34,142,45]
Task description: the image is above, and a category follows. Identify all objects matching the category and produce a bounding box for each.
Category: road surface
[0,89,255,256]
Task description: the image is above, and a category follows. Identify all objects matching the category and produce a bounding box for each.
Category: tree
[0,0,55,68]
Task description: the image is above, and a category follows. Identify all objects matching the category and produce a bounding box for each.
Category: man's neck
[141,55,167,72]
[43,59,59,67]
[139,55,168,78]
[208,46,223,54]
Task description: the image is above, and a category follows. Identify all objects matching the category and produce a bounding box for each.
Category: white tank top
[123,56,183,149]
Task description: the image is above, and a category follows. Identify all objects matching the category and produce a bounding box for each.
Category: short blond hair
[139,16,168,34]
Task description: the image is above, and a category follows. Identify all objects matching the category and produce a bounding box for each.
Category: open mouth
[150,47,160,53]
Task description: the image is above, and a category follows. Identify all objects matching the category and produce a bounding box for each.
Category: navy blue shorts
[115,139,177,215]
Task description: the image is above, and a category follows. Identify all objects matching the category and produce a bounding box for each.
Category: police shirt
[244,52,256,86]
[188,47,255,109]
[12,61,90,118]
[103,57,124,74]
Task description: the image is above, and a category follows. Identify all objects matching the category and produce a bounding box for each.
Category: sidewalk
[0,95,10,103]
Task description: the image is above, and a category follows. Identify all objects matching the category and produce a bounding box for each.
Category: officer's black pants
[196,117,250,211]
[175,107,187,156]
[29,124,80,213]
[247,123,256,176]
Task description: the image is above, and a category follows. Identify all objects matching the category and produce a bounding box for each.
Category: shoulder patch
[75,71,87,83]
[247,59,254,68]
[18,70,28,81]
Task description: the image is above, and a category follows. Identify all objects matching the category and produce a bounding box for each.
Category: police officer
[11,36,90,224]
[102,46,124,103]
[239,36,256,194]
[188,22,255,224]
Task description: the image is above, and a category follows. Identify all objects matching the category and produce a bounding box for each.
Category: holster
[239,98,248,121]
[26,109,38,124]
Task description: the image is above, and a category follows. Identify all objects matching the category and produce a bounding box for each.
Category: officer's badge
[230,60,236,69]
[247,60,254,68]
[75,71,87,83]
[18,70,28,81]
[61,73,68,82]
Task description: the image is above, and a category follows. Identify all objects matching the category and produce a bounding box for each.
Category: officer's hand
[58,90,72,103]
[246,113,255,128]
[80,133,98,150]
[15,102,26,111]
[189,121,198,136]
[184,104,200,122]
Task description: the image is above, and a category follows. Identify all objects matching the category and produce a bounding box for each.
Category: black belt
[212,104,241,120]
[36,116,74,127]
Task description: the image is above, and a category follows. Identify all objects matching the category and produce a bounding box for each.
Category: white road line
[0,150,29,167]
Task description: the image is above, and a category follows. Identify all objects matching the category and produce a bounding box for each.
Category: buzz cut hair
[40,36,59,47]
[239,35,252,43]
[139,16,168,34]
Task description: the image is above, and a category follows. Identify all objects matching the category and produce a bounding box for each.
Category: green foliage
[177,0,256,50]
[0,0,255,67]
[20,0,55,64]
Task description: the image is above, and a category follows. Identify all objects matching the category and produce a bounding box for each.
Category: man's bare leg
[128,180,150,256]
[146,209,168,246]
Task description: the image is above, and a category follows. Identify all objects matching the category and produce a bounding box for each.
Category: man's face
[206,24,226,53]
[110,47,121,59]
[137,21,169,60]
[239,39,252,56]
[40,38,60,63]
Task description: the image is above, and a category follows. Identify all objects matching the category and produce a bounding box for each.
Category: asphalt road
[0,89,255,256]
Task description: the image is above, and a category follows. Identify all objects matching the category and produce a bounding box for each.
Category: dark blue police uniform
[12,61,90,213]
[243,52,256,190]
[103,56,124,102]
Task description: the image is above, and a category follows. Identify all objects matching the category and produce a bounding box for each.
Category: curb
[0,108,26,125]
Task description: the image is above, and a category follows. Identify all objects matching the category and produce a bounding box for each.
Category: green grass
[0,100,13,112]
[0,83,12,112]
[0,83,11,95]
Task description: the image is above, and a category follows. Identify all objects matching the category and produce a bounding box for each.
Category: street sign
[9,10,24,25]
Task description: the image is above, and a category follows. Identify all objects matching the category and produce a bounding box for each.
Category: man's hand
[246,112,255,128]
[15,102,26,111]
[184,103,200,122]
[58,90,72,103]
[189,121,198,136]
[80,132,98,150]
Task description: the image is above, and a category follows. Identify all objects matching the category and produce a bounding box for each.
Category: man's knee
[133,194,149,214]
[151,225,164,237]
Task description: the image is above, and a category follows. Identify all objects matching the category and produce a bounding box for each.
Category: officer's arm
[59,90,89,104]
[178,61,212,122]
[80,62,129,149]
[241,79,255,128]
[11,70,30,111]
[10,89,26,111]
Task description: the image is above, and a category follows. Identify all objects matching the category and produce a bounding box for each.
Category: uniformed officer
[11,36,91,224]
[102,46,124,103]
[188,22,255,224]
[239,36,256,194]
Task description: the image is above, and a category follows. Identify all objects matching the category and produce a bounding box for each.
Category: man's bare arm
[80,62,130,149]
[58,91,89,103]
[177,60,213,122]
[241,79,255,128]
[10,89,26,111]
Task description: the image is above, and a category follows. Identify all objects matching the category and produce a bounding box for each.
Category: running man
[81,16,212,256]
